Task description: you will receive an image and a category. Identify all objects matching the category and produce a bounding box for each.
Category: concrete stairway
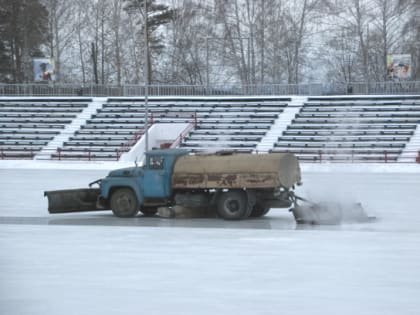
[35,97,107,160]
[255,96,306,153]
[398,125,420,163]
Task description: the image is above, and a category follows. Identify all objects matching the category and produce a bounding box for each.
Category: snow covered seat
[184,147,254,154]
[292,117,420,124]
[0,145,44,151]
[287,123,417,130]
[69,135,130,142]
[75,130,134,137]
[0,139,48,146]
[193,129,267,136]
[64,140,126,147]
[0,117,73,124]
[0,107,83,114]
[0,134,54,141]
[274,141,405,149]
[187,134,262,142]
[197,124,270,130]
[278,135,410,142]
[81,124,139,130]
[58,146,119,153]
[298,112,420,119]
[0,129,59,136]
[51,151,117,160]
[283,129,414,137]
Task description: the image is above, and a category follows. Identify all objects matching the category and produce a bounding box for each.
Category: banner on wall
[33,58,56,82]
[387,54,411,80]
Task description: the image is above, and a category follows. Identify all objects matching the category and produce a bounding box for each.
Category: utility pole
[144,0,149,152]
[22,0,31,83]
[206,37,209,87]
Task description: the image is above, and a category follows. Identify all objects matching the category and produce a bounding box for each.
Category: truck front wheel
[110,188,139,218]
[217,190,250,220]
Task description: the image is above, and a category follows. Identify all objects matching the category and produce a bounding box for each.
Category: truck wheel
[250,204,270,217]
[140,207,158,217]
[217,190,249,220]
[110,188,139,218]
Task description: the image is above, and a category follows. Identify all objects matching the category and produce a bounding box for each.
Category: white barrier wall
[119,123,189,163]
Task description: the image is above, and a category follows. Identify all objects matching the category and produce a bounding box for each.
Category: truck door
[143,155,170,198]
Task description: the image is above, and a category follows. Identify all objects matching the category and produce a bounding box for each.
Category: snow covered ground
[1,160,420,315]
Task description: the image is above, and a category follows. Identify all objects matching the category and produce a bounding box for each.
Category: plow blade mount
[44,188,104,214]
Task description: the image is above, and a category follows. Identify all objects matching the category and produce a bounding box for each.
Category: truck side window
[150,156,164,169]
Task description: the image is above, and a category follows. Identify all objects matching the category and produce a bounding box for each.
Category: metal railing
[1,81,420,97]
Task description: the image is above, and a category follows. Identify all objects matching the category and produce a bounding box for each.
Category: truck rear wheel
[110,188,139,218]
[250,204,270,217]
[217,190,250,220]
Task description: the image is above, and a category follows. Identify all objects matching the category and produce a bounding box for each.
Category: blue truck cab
[98,149,188,217]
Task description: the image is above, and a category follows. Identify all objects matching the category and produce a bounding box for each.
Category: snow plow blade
[290,201,374,225]
[44,188,105,214]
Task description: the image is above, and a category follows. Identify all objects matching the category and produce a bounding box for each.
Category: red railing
[0,147,35,160]
[170,123,196,149]
[56,147,95,161]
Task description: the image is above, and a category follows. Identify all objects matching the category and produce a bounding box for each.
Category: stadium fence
[1,81,420,97]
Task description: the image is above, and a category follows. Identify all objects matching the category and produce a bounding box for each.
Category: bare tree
[4,0,418,85]
[324,0,375,83]
[369,0,410,80]
[0,0,48,82]
[400,0,420,79]
[166,0,209,84]
[219,0,250,85]
[124,0,174,84]
[282,0,332,83]
[111,0,124,85]
[45,0,75,82]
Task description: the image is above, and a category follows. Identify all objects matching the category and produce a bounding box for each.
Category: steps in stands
[35,98,106,160]
[255,96,306,153]
[398,125,420,163]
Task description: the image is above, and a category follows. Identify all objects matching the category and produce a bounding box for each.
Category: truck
[45,149,302,220]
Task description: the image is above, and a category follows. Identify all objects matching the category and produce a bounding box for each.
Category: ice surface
[1,162,420,315]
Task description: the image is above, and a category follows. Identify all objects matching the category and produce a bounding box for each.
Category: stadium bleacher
[1,96,419,162]
[180,98,290,152]
[272,96,420,162]
[52,97,290,159]
[0,98,90,159]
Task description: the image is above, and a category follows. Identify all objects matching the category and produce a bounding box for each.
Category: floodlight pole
[144,0,149,152]
[206,37,209,88]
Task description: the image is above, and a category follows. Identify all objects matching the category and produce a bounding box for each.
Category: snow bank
[0,159,134,170]
[301,162,420,173]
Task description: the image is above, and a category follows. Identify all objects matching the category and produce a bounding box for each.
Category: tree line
[0,0,419,85]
